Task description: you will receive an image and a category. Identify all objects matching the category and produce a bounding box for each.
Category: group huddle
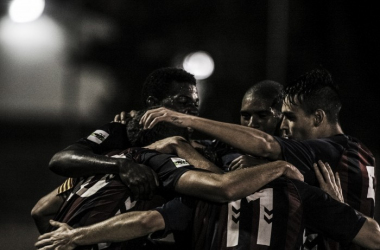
[33,67,378,250]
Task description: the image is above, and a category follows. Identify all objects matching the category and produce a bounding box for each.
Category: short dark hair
[284,68,341,123]
[141,67,196,107]
[127,107,190,147]
[244,80,284,113]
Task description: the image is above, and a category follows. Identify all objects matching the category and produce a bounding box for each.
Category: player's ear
[313,109,325,126]
[146,96,159,107]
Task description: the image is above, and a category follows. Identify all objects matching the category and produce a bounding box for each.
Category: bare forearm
[31,188,64,234]
[198,118,278,158]
[176,161,300,202]
[142,108,281,159]
[71,211,164,246]
[353,217,380,249]
[170,115,280,159]
[221,161,296,200]
[49,145,120,177]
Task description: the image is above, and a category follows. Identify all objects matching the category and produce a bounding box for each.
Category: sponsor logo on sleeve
[170,157,190,168]
[87,130,109,144]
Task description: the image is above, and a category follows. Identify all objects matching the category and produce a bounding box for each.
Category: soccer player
[35,160,380,250]
[139,68,376,249]
[31,67,201,234]
[35,108,303,250]
[227,79,284,171]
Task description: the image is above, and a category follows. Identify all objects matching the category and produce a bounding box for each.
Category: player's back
[335,135,376,218]
[191,177,304,250]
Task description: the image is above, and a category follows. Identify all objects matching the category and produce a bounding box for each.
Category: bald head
[240,80,284,136]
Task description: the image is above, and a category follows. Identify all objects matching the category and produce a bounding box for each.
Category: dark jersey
[77,122,132,155]
[57,122,132,196]
[159,178,366,250]
[275,134,376,218]
[191,177,304,250]
[275,135,375,250]
[52,148,194,250]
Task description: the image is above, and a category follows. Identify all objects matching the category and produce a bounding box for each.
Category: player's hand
[281,161,304,181]
[118,159,159,200]
[229,155,270,171]
[140,107,190,130]
[114,110,137,124]
[145,136,188,154]
[313,160,344,203]
[35,220,76,250]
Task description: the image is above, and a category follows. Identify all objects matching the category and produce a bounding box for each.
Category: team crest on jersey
[170,157,190,168]
[87,130,109,144]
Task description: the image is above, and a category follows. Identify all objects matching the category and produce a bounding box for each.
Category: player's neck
[320,123,344,137]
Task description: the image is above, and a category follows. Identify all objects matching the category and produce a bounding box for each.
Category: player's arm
[49,143,126,177]
[35,197,192,250]
[31,188,64,234]
[140,107,282,160]
[145,136,223,174]
[35,211,165,250]
[175,160,303,203]
[49,143,158,200]
[352,217,380,249]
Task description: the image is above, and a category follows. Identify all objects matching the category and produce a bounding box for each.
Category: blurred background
[0,0,379,248]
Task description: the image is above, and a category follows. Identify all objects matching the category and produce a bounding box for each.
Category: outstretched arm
[140,107,282,160]
[35,211,164,250]
[175,160,303,203]
[49,144,158,200]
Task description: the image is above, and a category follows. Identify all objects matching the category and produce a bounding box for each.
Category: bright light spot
[183,51,214,80]
[0,16,65,62]
[0,15,66,121]
[9,0,45,23]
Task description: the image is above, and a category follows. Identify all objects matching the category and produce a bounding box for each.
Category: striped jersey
[191,178,304,250]
[275,134,376,217]
[159,178,365,250]
[275,135,375,250]
[52,148,194,250]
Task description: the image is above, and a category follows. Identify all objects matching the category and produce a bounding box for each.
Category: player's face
[240,93,282,135]
[160,82,199,116]
[280,97,315,140]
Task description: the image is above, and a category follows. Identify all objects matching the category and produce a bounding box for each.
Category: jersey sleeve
[152,196,196,238]
[126,148,195,191]
[293,180,366,243]
[76,122,131,154]
[274,137,343,186]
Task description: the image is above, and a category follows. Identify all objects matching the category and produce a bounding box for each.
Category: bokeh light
[8,0,45,23]
[183,51,214,80]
